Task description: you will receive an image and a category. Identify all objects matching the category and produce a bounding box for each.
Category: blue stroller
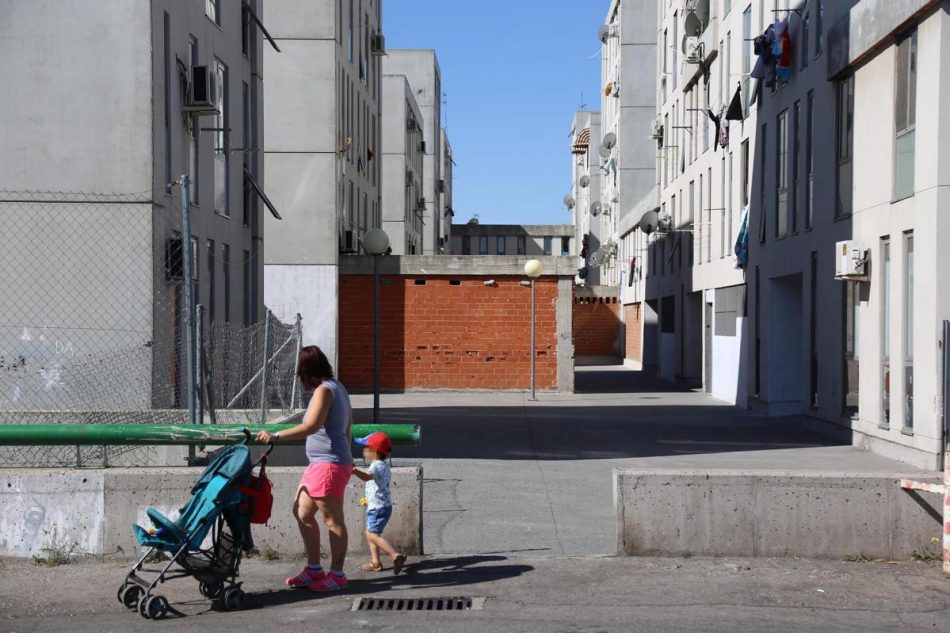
[116,433,272,619]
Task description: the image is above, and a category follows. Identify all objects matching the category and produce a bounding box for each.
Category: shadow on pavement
[241,555,533,610]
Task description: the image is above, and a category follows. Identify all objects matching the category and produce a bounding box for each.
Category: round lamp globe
[524,259,543,279]
[362,229,390,255]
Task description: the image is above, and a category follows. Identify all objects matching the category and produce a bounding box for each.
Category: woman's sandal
[393,554,407,575]
[362,561,384,572]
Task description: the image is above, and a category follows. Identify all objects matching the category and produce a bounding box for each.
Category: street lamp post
[362,229,390,424]
[524,259,543,401]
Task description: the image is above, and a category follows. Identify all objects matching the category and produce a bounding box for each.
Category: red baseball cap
[355,432,392,454]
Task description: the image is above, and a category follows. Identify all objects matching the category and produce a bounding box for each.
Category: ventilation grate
[352,596,483,612]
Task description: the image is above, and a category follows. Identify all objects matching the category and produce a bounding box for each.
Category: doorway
[767,273,804,415]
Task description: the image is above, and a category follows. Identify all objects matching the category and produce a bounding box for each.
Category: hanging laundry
[776,20,793,82]
[752,23,778,88]
[718,105,730,150]
[706,108,722,153]
[734,205,749,269]
[725,84,744,121]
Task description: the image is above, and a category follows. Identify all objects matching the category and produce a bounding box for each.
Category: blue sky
[384,0,605,226]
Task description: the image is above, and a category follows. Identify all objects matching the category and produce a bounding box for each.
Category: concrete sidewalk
[351,366,929,558]
[1,555,947,632]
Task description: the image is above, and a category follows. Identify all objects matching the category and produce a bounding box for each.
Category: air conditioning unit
[835,240,869,279]
[407,118,417,131]
[341,229,357,254]
[684,37,702,64]
[187,65,217,111]
[420,140,427,154]
[437,179,445,194]
[650,120,664,141]
[371,33,386,56]
[417,197,426,209]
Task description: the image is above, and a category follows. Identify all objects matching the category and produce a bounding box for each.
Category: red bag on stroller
[240,460,273,525]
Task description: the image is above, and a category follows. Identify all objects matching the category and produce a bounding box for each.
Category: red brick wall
[572,296,621,357]
[624,302,642,362]
[339,275,559,391]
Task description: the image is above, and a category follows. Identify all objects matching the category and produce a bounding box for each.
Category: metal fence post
[259,309,271,424]
[196,304,205,424]
[178,175,197,427]
[290,313,303,410]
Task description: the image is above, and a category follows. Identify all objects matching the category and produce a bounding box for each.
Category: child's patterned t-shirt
[365,460,392,509]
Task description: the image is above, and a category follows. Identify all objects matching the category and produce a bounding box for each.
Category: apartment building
[634,0,759,400]
[440,129,455,252]
[747,0,950,469]
[381,73,425,254]
[0,0,267,407]
[451,224,575,258]
[568,110,606,286]
[262,0,383,362]
[383,50,444,254]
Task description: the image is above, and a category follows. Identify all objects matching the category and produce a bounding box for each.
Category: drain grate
[352,596,484,612]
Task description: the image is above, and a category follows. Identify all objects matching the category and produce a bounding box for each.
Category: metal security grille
[352,597,481,612]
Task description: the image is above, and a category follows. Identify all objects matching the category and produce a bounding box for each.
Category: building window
[715,286,743,337]
[478,236,488,254]
[759,122,767,241]
[561,236,571,256]
[776,110,788,238]
[740,140,749,207]
[222,243,230,323]
[726,151,733,257]
[809,251,819,408]
[543,236,553,256]
[205,0,220,25]
[660,296,675,333]
[903,232,914,431]
[801,12,810,69]
[347,0,354,62]
[843,281,860,418]
[894,30,917,200]
[189,38,199,204]
[207,239,215,322]
[242,82,252,226]
[881,238,891,428]
[815,0,824,56]
[213,59,229,216]
[497,236,506,255]
[163,12,172,193]
[805,91,814,229]
[742,5,752,112]
[517,235,527,255]
[791,101,800,233]
[835,76,854,218]
[243,249,251,326]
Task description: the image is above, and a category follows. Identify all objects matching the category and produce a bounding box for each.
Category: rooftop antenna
[578,92,588,112]
[442,91,448,128]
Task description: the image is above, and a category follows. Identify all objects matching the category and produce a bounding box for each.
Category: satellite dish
[684,11,702,37]
[563,195,576,209]
[599,146,612,160]
[598,24,610,43]
[638,209,659,235]
[579,175,590,188]
[602,132,617,150]
[590,201,603,217]
[578,266,589,280]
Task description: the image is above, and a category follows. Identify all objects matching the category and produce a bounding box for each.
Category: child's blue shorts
[366,506,392,534]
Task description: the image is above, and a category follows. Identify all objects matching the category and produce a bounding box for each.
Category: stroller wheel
[143,595,169,620]
[222,587,245,611]
[200,581,223,599]
[120,585,142,609]
[116,583,127,605]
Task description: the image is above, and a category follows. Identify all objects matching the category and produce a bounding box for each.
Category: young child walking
[351,432,407,574]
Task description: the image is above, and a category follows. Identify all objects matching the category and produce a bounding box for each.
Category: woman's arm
[255,386,333,444]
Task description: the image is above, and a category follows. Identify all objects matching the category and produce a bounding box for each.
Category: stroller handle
[242,427,276,463]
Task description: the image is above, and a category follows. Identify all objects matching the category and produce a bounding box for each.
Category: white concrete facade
[638,0,761,403]
[747,0,950,469]
[381,74,425,255]
[262,0,383,362]
[440,129,454,252]
[383,50,444,254]
[0,0,265,407]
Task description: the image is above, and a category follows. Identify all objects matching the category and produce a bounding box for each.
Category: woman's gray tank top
[304,379,354,465]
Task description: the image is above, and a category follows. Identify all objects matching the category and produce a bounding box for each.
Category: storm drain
[351,596,484,612]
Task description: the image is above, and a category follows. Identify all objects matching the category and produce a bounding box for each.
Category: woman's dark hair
[297,345,334,388]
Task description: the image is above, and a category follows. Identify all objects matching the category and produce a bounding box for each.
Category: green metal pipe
[0,423,420,447]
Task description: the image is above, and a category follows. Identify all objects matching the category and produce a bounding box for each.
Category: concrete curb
[614,468,943,560]
[0,466,423,559]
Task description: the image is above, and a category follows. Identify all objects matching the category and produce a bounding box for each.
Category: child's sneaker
[309,573,349,592]
[285,568,325,588]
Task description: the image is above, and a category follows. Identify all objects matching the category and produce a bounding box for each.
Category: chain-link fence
[0,191,302,467]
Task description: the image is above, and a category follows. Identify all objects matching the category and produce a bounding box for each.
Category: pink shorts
[299,463,353,499]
